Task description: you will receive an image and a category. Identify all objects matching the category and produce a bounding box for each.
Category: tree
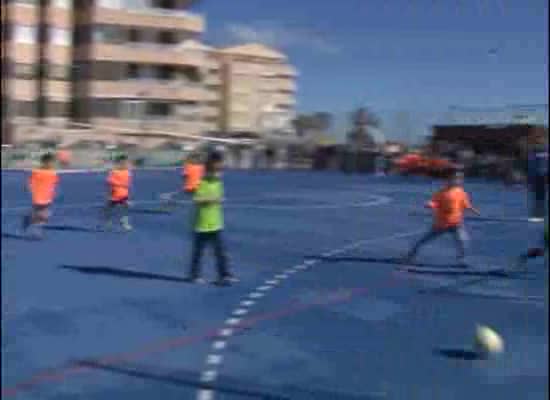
[347,107,380,150]
[292,112,333,138]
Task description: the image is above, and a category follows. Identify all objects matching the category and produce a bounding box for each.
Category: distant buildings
[1,0,298,146]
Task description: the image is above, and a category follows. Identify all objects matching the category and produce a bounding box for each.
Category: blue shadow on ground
[59,265,186,283]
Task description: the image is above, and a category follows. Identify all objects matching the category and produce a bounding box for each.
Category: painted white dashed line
[304,260,317,266]
[225,318,241,326]
[194,224,432,400]
[206,354,223,366]
[197,389,214,400]
[201,370,218,382]
[233,308,249,316]
[219,328,233,338]
[257,285,272,291]
[212,341,227,351]
[265,280,279,285]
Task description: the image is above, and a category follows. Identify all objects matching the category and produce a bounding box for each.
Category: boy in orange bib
[403,169,481,266]
[22,153,59,238]
[102,154,132,231]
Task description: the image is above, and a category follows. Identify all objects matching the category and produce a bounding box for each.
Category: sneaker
[184,277,206,284]
[21,215,30,232]
[212,278,231,287]
[121,219,133,231]
[225,275,239,283]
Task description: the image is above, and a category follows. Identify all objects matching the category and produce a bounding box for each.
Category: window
[128,28,140,43]
[152,0,175,9]
[50,28,71,46]
[14,26,37,44]
[14,64,36,79]
[157,30,176,45]
[98,0,123,8]
[146,102,172,117]
[157,65,174,80]
[93,25,123,44]
[52,0,71,8]
[48,64,69,79]
[14,0,37,5]
[127,64,139,79]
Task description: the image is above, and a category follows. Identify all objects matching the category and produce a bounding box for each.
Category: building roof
[219,43,287,60]
[177,39,214,52]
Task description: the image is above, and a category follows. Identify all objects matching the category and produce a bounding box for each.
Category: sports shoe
[212,276,239,286]
[184,277,206,284]
[21,215,31,232]
[121,217,132,231]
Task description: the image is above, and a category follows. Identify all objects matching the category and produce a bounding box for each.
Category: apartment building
[216,43,297,137]
[1,0,74,143]
[73,0,214,137]
[1,2,298,146]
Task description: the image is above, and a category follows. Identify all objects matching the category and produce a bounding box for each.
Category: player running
[21,153,59,239]
[402,169,481,266]
[102,154,132,232]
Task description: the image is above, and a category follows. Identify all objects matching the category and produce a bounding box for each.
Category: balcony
[92,43,204,66]
[6,3,38,25]
[90,80,208,102]
[93,7,204,33]
[91,117,209,137]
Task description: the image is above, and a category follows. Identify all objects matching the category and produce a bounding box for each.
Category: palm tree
[347,107,380,150]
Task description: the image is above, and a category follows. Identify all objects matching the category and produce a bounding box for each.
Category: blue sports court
[1,170,547,399]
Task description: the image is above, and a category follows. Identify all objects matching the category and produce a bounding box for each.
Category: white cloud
[225,22,339,55]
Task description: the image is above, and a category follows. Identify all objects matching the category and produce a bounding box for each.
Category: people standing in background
[527,134,548,222]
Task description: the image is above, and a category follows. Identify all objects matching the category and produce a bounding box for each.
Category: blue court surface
[2,170,547,400]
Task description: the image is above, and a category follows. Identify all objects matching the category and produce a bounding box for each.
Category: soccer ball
[474,324,504,356]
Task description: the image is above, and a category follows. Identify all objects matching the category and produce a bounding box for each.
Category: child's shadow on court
[434,347,485,361]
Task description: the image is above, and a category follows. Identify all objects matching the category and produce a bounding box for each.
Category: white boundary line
[1,195,392,214]
[195,205,426,400]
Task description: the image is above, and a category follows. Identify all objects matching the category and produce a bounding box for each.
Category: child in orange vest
[22,153,59,238]
[403,169,481,266]
[102,154,132,231]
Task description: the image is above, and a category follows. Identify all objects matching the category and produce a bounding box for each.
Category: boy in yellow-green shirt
[185,151,238,286]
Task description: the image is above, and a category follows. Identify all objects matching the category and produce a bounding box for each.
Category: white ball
[474,325,504,355]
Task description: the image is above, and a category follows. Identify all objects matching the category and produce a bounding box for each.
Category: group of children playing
[21,150,238,286]
[20,152,546,285]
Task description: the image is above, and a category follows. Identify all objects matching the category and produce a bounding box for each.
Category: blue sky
[195,0,548,140]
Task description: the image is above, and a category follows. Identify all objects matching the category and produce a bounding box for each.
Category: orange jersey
[429,187,473,229]
[29,169,59,205]
[108,169,131,201]
[183,163,204,192]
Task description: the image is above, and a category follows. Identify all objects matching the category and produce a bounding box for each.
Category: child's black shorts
[32,203,51,213]
[109,197,129,207]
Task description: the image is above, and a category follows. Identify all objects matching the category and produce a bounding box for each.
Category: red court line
[2,287,373,397]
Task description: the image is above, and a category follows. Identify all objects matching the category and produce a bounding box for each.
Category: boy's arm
[425,192,439,209]
[464,193,481,215]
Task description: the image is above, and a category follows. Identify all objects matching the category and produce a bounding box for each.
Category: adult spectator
[528,134,548,222]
